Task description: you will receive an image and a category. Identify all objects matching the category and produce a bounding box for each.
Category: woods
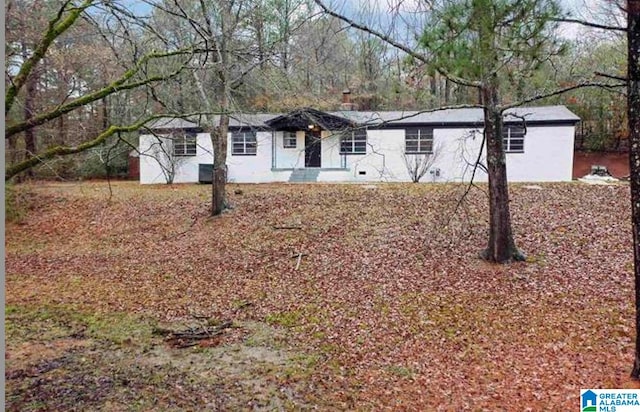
[5,0,640,408]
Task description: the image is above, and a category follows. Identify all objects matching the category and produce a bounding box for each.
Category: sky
[333,0,620,39]
[123,0,620,41]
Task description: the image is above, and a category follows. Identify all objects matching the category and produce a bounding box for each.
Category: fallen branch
[157,320,234,348]
[161,215,199,241]
[272,225,302,230]
[291,252,308,271]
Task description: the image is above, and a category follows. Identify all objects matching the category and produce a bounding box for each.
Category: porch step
[288,168,320,183]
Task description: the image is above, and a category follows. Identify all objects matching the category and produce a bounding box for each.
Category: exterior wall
[227,131,285,183]
[432,128,487,183]
[317,128,487,183]
[320,130,344,169]
[273,131,305,169]
[505,125,574,182]
[139,132,213,184]
[139,124,575,184]
[140,131,282,184]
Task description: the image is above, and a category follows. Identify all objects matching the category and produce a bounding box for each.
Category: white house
[138,105,579,184]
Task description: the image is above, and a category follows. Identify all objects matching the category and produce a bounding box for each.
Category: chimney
[340,89,358,111]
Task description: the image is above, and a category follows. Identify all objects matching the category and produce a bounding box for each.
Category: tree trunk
[102,97,109,130]
[444,78,451,105]
[430,74,437,98]
[481,82,524,263]
[23,65,38,179]
[628,0,640,380]
[57,115,66,146]
[211,75,230,216]
[211,117,229,216]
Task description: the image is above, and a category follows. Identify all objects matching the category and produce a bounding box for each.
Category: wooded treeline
[3,0,629,180]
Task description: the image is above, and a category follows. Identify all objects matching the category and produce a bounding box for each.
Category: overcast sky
[128,0,621,40]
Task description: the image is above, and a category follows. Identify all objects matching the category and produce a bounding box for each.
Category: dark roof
[266,108,356,131]
[143,106,580,132]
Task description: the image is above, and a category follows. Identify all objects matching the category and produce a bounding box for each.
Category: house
[581,389,597,409]
[138,103,579,184]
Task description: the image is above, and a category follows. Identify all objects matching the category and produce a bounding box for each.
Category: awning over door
[265,108,356,131]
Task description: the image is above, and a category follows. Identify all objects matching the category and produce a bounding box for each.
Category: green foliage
[6,304,156,346]
[420,0,565,89]
[265,310,301,327]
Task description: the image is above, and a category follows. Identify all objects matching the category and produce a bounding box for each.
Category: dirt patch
[5,306,320,411]
[7,338,93,375]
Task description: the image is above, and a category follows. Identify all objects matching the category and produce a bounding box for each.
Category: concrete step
[288,169,320,183]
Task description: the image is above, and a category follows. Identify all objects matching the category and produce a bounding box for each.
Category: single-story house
[138,104,579,184]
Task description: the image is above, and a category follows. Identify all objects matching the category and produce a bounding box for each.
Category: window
[283,131,297,148]
[405,128,433,154]
[502,125,525,153]
[173,132,197,157]
[232,130,257,155]
[340,129,367,154]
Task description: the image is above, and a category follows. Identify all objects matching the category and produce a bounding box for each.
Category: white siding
[139,123,575,184]
[274,131,306,169]
[321,130,343,169]
[227,131,282,183]
[139,132,212,184]
[505,125,574,182]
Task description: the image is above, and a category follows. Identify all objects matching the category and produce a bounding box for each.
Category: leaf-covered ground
[5,181,639,410]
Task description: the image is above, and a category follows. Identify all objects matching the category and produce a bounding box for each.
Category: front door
[305,131,321,168]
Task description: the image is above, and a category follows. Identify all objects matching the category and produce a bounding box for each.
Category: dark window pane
[406,141,419,153]
[405,128,433,153]
[503,126,526,152]
[420,140,433,153]
[283,132,296,148]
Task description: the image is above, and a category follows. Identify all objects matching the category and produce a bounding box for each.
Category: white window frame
[283,131,297,149]
[232,130,257,155]
[502,125,525,153]
[173,132,197,157]
[405,128,434,154]
[340,129,367,154]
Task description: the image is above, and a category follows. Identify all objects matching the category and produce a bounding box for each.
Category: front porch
[271,167,351,183]
[268,108,355,172]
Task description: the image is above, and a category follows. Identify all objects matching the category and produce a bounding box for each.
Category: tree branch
[501,81,626,111]
[552,17,626,33]
[6,0,94,115]
[5,111,210,180]
[313,0,481,88]
[595,71,628,82]
[6,48,198,138]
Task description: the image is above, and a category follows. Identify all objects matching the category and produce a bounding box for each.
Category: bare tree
[4,0,200,180]
[146,133,193,184]
[150,0,303,215]
[403,141,443,183]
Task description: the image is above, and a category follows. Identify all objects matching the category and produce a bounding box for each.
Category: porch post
[271,130,276,169]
